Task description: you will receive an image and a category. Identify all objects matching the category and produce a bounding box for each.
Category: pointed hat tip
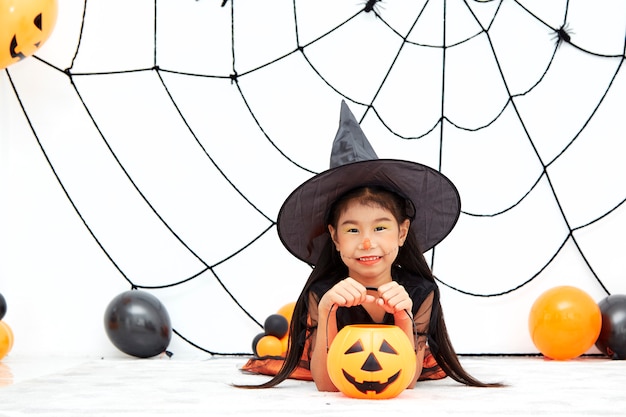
[330,100,378,168]
[339,99,353,122]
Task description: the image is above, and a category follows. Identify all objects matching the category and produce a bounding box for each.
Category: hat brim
[277,159,461,265]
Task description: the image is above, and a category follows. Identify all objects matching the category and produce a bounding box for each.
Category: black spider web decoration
[3,0,625,356]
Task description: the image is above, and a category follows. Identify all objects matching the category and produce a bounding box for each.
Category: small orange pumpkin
[0,0,58,69]
[327,324,416,399]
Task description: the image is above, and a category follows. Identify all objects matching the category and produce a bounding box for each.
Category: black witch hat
[277,100,461,265]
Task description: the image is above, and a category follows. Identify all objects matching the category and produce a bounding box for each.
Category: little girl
[240,101,502,390]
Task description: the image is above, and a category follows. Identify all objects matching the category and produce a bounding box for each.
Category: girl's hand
[318,277,377,314]
[375,281,413,322]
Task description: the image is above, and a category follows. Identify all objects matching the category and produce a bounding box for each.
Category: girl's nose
[362,238,371,250]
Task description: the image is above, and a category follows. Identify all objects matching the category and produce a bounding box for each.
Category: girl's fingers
[331,278,369,307]
[377,284,412,313]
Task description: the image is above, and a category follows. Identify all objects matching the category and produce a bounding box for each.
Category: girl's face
[328,200,409,284]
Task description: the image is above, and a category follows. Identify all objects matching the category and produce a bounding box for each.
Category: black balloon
[264,314,288,339]
[595,294,626,360]
[104,290,172,358]
[0,293,6,321]
[251,332,265,357]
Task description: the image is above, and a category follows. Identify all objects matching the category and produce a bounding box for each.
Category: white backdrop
[1,0,625,358]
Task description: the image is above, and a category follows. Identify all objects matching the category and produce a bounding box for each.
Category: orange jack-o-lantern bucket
[0,0,59,69]
[327,324,416,399]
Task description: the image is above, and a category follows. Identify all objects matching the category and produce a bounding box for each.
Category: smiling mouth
[342,369,400,394]
[358,256,381,262]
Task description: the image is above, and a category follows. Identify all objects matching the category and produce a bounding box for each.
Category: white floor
[0,354,624,416]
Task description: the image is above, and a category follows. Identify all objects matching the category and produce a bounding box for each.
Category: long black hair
[237,186,503,388]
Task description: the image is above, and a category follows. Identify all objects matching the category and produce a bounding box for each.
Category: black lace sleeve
[413,290,434,351]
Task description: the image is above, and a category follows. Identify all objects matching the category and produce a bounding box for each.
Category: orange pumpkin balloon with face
[0,0,58,69]
[327,324,416,399]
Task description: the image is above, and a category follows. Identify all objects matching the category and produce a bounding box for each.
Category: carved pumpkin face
[327,324,416,399]
[0,0,58,69]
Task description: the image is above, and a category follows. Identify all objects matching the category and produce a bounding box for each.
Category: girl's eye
[374,225,387,232]
[346,228,359,234]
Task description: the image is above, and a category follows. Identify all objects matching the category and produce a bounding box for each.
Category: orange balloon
[529,286,602,360]
[0,0,59,69]
[255,335,283,358]
[276,302,296,325]
[0,321,13,360]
